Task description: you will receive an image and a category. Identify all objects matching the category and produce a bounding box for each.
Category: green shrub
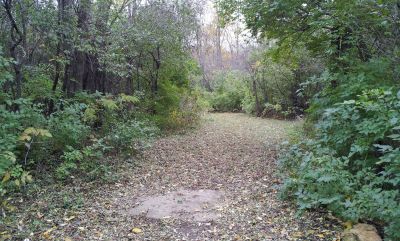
[279,88,400,240]
[55,147,82,180]
[210,71,247,112]
[241,89,256,114]
[193,89,212,112]
[155,81,202,130]
[0,99,47,210]
[56,139,114,181]
[260,103,296,119]
[47,103,90,152]
[0,99,46,173]
[0,48,13,102]
[79,92,139,133]
[211,91,244,112]
[106,119,159,155]
[79,138,114,181]
[23,64,55,100]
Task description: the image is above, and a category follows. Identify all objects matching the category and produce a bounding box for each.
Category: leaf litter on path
[6,113,341,240]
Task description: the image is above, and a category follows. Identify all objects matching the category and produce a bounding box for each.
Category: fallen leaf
[63,216,75,222]
[343,221,353,230]
[37,212,44,218]
[131,228,142,234]
[42,226,57,240]
[292,231,303,237]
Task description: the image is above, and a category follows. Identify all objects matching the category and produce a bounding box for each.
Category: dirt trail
[20,113,341,240]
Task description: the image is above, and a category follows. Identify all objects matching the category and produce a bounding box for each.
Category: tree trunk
[2,0,24,99]
[252,76,262,116]
[150,46,161,96]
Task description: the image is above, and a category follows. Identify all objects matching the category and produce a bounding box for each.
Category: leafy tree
[0,0,204,214]
[217,0,400,239]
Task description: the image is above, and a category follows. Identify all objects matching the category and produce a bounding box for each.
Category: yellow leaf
[39,129,52,138]
[2,199,15,211]
[0,234,11,240]
[101,98,118,110]
[120,94,139,104]
[63,216,75,221]
[292,231,303,237]
[19,134,31,141]
[343,221,353,230]
[20,128,52,141]
[26,174,33,183]
[2,151,16,163]
[42,226,57,240]
[64,237,73,241]
[24,127,37,135]
[131,228,142,234]
[83,107,97,123]
[2,172,11,183]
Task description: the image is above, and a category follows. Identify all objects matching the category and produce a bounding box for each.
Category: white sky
[200,0,254,50]
[202,0,216,25]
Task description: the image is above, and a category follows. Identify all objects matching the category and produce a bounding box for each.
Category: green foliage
[279,89,400,239]
[0,0,204,227]
[0,102,43,204]
[218,0,400,238]
[23,64,55,100]
[77,92,141,133]
[154,81,202,130]
[240,88,256,114]
[306,57,399,121]
[0,92,159,211]
[206,46,321,118]
[55,147,82,180]
[106,119,159,155]
[193,89,212,112]
[119,93,139,104]
[0,48,13,102]
[209,71,247,112]
[217,0,398,67]
[56,140,113,181]
[48,103,90,152]
[247,46,322,118]
[78,138,116,181]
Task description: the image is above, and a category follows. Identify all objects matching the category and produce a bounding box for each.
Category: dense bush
[0,91,165,210]
[106,119,159,155]
[279,88,400,239]
[241,88,256,114]
[205,48,320,119]
[209,71,247,112]
[154,81,203,130]
[217,0,400,239]
[47,104,90,152]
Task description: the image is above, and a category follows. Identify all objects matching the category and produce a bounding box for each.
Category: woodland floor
[6,113,342,240]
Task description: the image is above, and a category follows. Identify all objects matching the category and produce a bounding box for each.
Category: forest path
[57,113,340,240]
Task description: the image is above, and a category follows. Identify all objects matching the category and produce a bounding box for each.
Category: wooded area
[0,0,205,234]
[1,0,399,240]
[215,0,400,239]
